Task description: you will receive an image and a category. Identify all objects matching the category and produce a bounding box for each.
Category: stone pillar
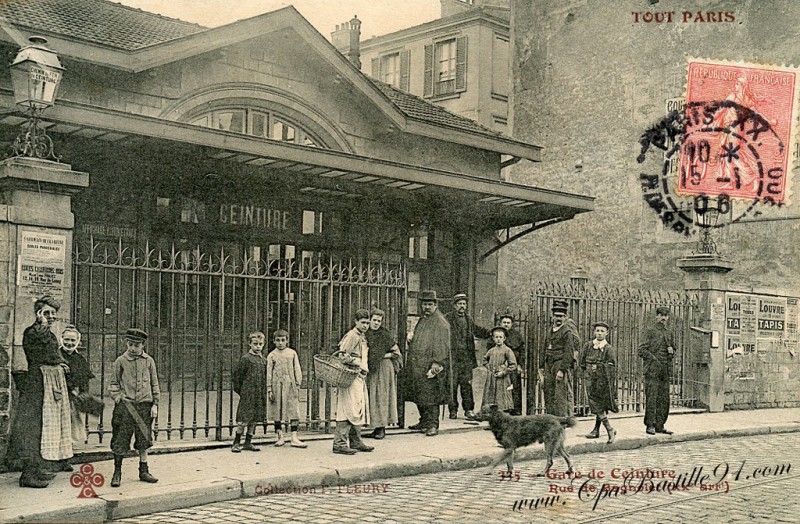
[677,253,734,412]
[0,157,88,463]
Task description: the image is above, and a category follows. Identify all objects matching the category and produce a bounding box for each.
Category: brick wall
[505,0,800,299]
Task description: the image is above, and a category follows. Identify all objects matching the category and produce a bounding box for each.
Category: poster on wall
[17,231,67,303]
[724,292,798,354]
[756,296,787,339]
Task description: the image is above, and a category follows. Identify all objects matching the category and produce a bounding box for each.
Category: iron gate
[72,237,406,442]
[525,281,700,415]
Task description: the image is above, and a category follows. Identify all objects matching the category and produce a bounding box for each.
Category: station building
[0,0,592,450]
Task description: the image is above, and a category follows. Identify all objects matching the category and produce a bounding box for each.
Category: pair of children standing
[231,330,306,451]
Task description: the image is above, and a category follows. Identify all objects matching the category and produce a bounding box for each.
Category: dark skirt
[12,372,45,463]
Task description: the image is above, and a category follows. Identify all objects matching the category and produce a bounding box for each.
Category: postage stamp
[678,59,800,204]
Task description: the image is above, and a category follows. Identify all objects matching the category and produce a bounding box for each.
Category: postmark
[636,59,800,236]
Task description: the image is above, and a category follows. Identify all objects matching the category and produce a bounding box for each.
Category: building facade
[0,0,592,455]
[357,0,512,135]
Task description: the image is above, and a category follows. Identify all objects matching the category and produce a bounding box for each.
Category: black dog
[474,405,576,475]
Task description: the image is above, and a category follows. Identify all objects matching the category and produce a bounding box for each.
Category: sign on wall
[724,292,799,355]
[17,230,67,302]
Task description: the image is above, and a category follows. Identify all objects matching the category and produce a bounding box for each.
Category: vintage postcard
[0,0,797,522]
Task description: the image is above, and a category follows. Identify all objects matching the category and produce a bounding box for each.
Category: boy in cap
[580,321,617,443]
[108,328,160,487]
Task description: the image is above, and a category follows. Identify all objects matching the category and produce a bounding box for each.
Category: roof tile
[369,79,503,137]
[0,0,205,51]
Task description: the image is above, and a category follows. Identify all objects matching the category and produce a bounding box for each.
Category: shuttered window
[372,50,411,91]
[424,36,467,98]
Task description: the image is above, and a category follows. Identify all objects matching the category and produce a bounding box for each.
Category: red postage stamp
[678,59,799,204]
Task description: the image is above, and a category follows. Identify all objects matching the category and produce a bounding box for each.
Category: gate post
[677,253,734,412]
[0,157,88,464]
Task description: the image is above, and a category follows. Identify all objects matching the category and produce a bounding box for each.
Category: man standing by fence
[639,307,676,436]
[444,293,490,420]
[538,300,580,417]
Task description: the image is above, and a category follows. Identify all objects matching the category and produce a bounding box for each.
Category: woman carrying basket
[332,309,374,455]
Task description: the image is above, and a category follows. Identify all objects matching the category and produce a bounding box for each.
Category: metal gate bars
[72,237,406,443]
[527,281,699,416]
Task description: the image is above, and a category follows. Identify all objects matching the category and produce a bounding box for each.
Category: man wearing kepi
[444,293,490,420]
[109,328,160,486]
[406,290,451,436]
[639,307,676,436]
[538,300,580,417]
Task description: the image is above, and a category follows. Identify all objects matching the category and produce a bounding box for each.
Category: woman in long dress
[14,296,73,488]
[366,308,402,439]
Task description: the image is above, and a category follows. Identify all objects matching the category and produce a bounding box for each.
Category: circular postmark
[636,100,786,238]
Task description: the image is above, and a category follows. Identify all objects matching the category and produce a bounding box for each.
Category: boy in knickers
[109,328,159,487]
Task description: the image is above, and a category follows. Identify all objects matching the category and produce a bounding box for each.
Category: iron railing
[527,281,699,415]
[72,237,406,443]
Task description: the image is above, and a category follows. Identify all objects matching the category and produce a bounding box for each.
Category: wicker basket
[314,352,359,388]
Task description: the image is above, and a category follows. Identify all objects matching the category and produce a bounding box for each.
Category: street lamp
[9,36,64,160]
[694,197,721,255]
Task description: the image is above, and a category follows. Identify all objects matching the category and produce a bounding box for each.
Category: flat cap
[125,328,148,342]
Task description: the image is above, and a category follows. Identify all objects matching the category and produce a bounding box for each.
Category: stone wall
[505,0,800,299]
[726,338,800,409]
[0,221,15,460]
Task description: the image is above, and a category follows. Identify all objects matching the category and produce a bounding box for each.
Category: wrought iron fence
[527,281,700,416]
[72,237,406,443]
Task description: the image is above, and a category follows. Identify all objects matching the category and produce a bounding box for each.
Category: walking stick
[122,399,154,439]
[448,343,454,418]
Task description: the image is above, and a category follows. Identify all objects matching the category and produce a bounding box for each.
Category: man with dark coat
[405,290,451,436]
[638,307,676,435]
[538,300,580,417]
[444,293,490,420]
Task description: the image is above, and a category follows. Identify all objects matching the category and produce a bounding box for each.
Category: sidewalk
[2,407,799,523]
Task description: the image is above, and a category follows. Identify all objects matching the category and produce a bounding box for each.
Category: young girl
[59,325,94,464]
[267,330,306,448]
[482,327,518,413]
[231,331,267,452]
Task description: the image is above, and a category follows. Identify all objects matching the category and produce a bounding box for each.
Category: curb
[7,423,800,522]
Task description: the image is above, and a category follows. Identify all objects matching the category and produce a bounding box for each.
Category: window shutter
[371,57,380,80]
[423,44,434,98]
[399,50,411,91]
[455,36,467,92]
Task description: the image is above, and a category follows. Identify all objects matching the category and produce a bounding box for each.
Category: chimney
[331,15,361,69]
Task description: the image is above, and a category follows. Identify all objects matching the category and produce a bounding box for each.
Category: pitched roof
[369,79,502,138]
[0,0,540,159]
[0,0,206,51]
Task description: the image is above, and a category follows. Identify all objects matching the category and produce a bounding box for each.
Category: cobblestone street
[117,433,799,523]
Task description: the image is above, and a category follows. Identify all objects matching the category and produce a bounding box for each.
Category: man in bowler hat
[639,307,676,435]
[405,291,451,436]
[538,300,580,417]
